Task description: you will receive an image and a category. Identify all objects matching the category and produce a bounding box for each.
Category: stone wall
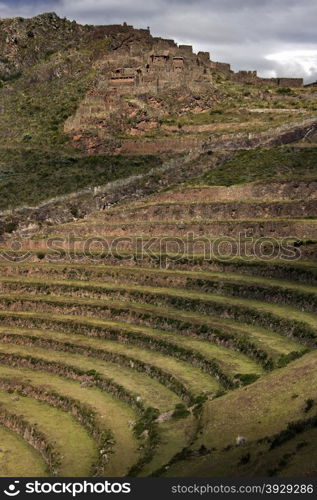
[63,22,305,151]
[76,22,305,103]
[232,71,258,83]
[231,72,303,88]
[95,38,215,97]
[276,78,303,88]
[212,62,232,73]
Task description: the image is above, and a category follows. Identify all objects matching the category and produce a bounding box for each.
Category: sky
[1,0,316,83]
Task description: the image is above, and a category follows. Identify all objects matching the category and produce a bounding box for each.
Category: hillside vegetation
[188,146,317,187]
[0,12,316,478]
[0,13,316,212]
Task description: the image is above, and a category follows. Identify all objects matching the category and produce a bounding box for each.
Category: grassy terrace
[0,388,97,476]
[43,217,317,229]
[0,280,315,335]
[92,199,317,213]
[0,350,202,476]
[0,326,222,398]
[0,309,263,381]
[0,304,310,475]
[0,288,307,379]
[0,284,312,369]
[0,258,316,284]
[0,425,47,477]
[0,364,140,476]
[86,199,317,222]
[0,343,180,411]
[29,234,317,244]
[1,263,316,292]
[0,12,315,478]
[165,351,317,477]
[3,319,302,367]
[35,218,316,241]
[0,361,197,477]
[0,268,315,312]
[186,147,317,187]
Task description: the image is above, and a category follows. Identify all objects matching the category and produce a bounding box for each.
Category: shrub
[70,206,79,218]
[235,373,260,386]
[36,252,46,260]
[172,403,190,420]
[277,87,292,94]
[304,399,314,413]
[4,221,18,233]
[239,452,251,465]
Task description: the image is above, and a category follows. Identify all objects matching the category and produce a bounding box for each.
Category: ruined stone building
[91,22,304,99]
[64,23,304,153]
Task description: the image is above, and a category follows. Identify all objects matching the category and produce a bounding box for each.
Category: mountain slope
[0,12,316,217]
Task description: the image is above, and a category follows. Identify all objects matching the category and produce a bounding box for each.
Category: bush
[277,87,292,94]
[172,403,190,420]
[4,221,18,234]
[235,373,260,386]
[70,206,78,218]
[239,452,251,465]
[304,399,314,413]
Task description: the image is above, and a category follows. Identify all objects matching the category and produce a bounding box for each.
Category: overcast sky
[1,0,317,83]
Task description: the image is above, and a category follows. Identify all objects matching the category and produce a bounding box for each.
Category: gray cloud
[1,0,317,83]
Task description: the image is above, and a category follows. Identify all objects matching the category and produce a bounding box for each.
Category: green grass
[0,362,200,477]
[0,425,48,477]
[2,278,315,332]
[0,29,162,211]
[1,268,315,311]
[1,261,314,290]
[0,326,221,397]
[90,198,316,213]
[38,278,315,329]
[0,348,204,475]
[0,307,265,378]
[2,247,316,271]
[0,149,162,210]
[0,389,97,476]
[139,415,197,477]
[0,364,139,476]
[47,217,317,227]
[166,428,317,477]
[276,428,317,477]
[0,283,310,371]
[0,272,312,344]
[165,351,317,477]
[0,293,303,363]
[160,109,302,127]
[187,146,317,187]
[202,352,317,445]
[0,343,181,411]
